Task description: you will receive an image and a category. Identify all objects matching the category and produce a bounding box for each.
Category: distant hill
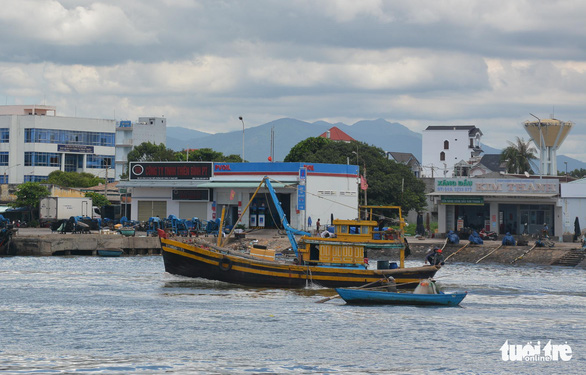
[166,119,586,171]
[167,118,422,162]
[166,127,213,151]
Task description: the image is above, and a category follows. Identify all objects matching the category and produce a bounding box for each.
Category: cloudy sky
[1,0,585,160]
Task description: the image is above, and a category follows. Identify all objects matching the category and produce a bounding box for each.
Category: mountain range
[166,118,586,172]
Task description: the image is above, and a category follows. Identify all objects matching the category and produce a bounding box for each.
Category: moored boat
[118,228,136,237]
[160,176,439,288]
[0,227,16,255]
[98,248,124,257]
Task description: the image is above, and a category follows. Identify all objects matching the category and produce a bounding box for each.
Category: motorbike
[479,229,498,241]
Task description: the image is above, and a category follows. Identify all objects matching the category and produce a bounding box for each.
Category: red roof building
[318,126,356,142]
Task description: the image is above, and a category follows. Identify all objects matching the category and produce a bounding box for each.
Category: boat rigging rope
[263,191,284,232]
[266,177,400,222]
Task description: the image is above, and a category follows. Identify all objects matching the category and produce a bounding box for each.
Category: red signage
[130,162,212,180]
[215,164,231,171]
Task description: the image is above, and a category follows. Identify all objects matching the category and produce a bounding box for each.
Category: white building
[561,178,586,237]
[119,162,359,229]
[115,117,166,180]
[0,105,115,184]
[421,125,483,178]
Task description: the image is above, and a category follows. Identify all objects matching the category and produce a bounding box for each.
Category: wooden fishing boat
[97,248,124,257]
[335,288,467,306]
[161,237,437,288]
[160,177,439,288]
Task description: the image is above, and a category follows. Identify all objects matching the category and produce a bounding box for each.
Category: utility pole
[239,116,245,162]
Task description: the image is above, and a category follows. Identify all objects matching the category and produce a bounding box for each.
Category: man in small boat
[425,246,445,266]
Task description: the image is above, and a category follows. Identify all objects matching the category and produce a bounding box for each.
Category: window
[444,140,449,150]
[0,129,9,143]
[87,155,114,169]
[0,152,8,166]
[440,151,446,161]
[24,152,61,167]
[24,175,48,182]
[24,128,115,147]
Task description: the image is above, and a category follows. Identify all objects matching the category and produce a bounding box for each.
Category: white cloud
[1,0,586,162]
[0,0,154,45]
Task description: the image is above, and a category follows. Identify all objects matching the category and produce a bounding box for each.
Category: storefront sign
[130,162,212,180]
[57,144,94,153]
[172,189,210,201]
[441,196,484,205]
[297,185,306,210]
[435,178,559,195]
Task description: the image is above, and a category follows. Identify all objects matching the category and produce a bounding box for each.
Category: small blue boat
[335,288,467,306]
[97,248,124,257]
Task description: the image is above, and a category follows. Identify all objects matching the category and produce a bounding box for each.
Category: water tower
[524,114,573,176]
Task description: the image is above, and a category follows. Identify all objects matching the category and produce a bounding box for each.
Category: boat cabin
[297,217,406,268]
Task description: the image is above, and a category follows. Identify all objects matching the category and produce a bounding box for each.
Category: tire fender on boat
[219,256,233,271]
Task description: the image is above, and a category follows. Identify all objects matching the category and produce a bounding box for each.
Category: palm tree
[500,137,537,174]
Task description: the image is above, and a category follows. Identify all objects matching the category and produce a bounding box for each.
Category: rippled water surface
[0,256,584,374]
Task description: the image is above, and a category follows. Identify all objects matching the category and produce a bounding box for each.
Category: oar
[315,279,386,303]
[511,244,537,264]
[444,242,469,262]
[440,238,448,251]
[475,244,503,264]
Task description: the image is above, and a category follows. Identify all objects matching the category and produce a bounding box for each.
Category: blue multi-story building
[0,105,115,184]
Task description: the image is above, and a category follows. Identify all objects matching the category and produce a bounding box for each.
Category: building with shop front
[429,177,561,237]
[0,105,115,184]
[119,161,359,230]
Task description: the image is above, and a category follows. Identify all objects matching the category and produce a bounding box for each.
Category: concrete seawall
[9,233,161,256]
[407,240,586,267]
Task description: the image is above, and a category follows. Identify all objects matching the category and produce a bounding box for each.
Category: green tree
[285,138,427,213]
[84,191,110,207]
[176,148,243,162]
[566,168,586,179]
[10,182,50,221]
[501,137,537,174]
[45,170,105,188]
[285,137,331,163]
[127,142,178,162]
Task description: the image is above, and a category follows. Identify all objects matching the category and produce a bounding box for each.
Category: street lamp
[564,161,568,182]
[3,164,21,184]
[239,116,245,162]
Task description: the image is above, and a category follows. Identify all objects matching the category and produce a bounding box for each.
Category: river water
[0,256,584,374]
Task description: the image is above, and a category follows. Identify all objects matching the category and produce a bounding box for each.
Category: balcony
[115,140,133,147]
[117,121,133,130]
